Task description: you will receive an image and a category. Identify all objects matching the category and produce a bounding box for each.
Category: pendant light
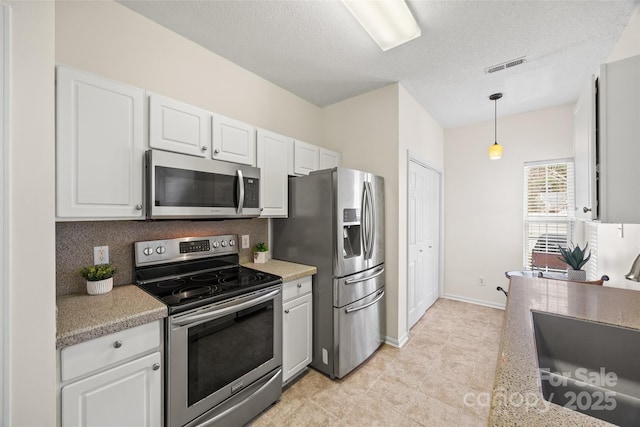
[489,93,503,160]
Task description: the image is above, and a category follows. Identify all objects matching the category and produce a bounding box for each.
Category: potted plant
[80,263,117,295]
[253,242,269,264]
[558,243,591,282]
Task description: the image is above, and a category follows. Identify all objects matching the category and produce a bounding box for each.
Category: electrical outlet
[241,235,250,249]
[94,246,109,265]
[478,277,485,286]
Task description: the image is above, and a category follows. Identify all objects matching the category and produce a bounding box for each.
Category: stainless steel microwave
[146,149,261,219]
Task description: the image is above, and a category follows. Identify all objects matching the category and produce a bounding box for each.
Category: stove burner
[171,285,218,301]
[157,279,187,289]
[190,273,218,282]
[221,275,258,285]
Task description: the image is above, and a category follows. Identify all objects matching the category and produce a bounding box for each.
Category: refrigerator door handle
[345,266,385,285]
[361,183,370,259]
[345,289,385,313]
[365,181,375,260]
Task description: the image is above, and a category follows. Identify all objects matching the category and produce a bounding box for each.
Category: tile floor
[250,298,505,426]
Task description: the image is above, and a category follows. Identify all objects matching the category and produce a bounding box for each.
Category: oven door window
[187,300,274,406]
[155,166,236,208]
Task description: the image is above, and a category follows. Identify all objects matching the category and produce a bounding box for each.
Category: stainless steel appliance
[146,149,261,219]
[134,235,282,427]
[273,167,385,379]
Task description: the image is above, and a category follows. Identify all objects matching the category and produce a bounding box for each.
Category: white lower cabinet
[59,321,162,427]
[282,277,313,384]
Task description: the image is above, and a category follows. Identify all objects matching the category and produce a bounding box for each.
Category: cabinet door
[149,94,210,157]
[293,140,320,175]
[211,114,256,166]
[573,76,596,220]
[61,352,161,427]
[599,55,640,223]
[257,130,289,217]
[282,293,312,383]
[56,67,144,219]
[319,148,341,170]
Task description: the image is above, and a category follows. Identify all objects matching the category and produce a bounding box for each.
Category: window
[523,159,575,272]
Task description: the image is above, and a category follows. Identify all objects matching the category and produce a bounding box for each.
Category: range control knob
[221,240,227,247]
[143,246,153,256]
[229,239,235,247]
[212,241,220,248]
[156,246,166,255]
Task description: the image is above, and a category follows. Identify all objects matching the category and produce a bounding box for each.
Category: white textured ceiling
[119,0,639,128]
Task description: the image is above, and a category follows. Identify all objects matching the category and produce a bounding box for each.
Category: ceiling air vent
[485,56,527,74]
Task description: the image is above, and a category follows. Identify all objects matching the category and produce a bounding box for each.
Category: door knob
[113,340,123,349]
[135,204,142,210]
[152,363,160,371]
[583,207,592,213]
[201,146,208,152]
[214,149,220,154]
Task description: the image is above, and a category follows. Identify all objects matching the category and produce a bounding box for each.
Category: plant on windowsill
[80,263,117,295]
[558,243,591,282]
[253,243,269,264]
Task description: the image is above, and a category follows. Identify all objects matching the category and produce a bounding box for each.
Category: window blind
[523,160,575,272]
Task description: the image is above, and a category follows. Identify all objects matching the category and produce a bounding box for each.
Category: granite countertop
[242,259,317,282]
[56,284,167,350]
[489,276,640,426]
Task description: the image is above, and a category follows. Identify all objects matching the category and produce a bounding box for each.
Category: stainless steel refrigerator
[273,167,385,379]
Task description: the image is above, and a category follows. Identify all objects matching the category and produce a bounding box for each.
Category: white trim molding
[384,333,409,349]
[442,293,506,310]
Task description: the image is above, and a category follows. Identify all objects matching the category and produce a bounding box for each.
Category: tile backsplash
[56,219,268,296]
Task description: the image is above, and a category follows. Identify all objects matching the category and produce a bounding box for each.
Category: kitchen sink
[532,311,640,426]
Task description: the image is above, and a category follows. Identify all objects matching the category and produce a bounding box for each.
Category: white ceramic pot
[86,277,114,295]
[254,251,269,264]
[567,269,587,282]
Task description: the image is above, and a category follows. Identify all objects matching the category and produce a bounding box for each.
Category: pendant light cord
[494,98,497,144]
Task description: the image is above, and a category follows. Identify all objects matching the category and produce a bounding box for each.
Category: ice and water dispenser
[342,208,361,258]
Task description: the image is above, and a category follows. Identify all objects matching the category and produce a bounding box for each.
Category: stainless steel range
[134,234,283,427]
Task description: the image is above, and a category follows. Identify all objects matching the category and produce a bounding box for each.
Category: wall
[56,219,268,295]
[55,0,321,144]
[7,1,57,425]
[396,85,444,343]
[444,104,574,308]
[320,84,401,342]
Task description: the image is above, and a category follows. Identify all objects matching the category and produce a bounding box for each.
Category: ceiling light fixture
[341,0,421,51]
[489,93,503,160]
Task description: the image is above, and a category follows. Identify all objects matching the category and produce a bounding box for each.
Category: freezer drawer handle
[345,267,385,285]
[345,289,385,313]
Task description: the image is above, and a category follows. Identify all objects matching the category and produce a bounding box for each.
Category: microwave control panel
[244,178,259,208]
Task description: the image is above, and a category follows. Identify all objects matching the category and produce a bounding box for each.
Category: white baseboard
[442,293,506,310]
[384,332,409,349]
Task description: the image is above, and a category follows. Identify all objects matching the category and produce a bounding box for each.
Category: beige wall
[397,85,444,342]
[321,84,444,344]
[444,104,574,308]
[7,1,57,425]
[55,0,322,143]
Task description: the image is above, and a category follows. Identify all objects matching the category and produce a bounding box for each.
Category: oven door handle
[171,288,280,327]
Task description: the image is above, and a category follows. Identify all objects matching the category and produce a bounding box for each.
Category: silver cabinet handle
[113,340,123,349]
[135,204,142,210]
[284,309,290,314]
[583,207,592,213]
[297,283,302,288]
[201,146,208,152]
[152,363,160,371]
[214,148,220,154]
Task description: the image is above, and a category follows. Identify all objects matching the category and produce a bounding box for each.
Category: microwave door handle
[236,169,245,215]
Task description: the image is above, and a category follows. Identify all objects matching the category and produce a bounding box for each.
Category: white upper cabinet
[598,55,640,223]
[257,129,290,217]
[56,66,145,220]
[573,76,597,221]
[319,147,342,170]
[293,140,320,175]
[149,93,211,157]
[212,114,256,166]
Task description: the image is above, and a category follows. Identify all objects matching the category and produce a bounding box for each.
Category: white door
[282,293,312,383]
[61,352,161,427]
[149,93,211,157]
[319,147,341,170]
[573,77,596,220]
[408,160,440,329]
[211,114,256,166]
[56,66,145,219]
[257,129,289,217]
[293,140,319,175]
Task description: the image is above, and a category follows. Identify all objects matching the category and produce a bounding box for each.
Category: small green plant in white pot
[558,243,591,282]
[80,264,117,295]
[253,243,269,264]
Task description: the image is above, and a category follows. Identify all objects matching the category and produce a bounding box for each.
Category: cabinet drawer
[61,321,161,382]
[282,277,312,302]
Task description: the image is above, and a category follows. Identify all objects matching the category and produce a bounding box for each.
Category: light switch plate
[241,235,250,249]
